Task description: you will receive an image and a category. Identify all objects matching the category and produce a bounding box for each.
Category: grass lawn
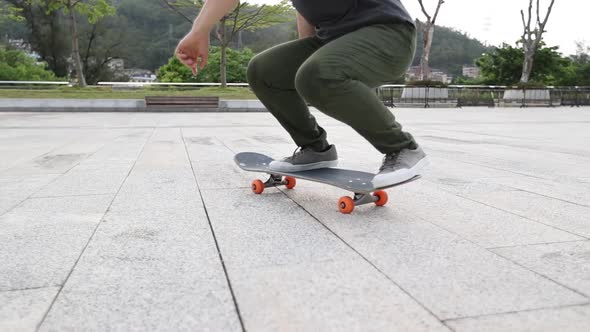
[0,86,257,100]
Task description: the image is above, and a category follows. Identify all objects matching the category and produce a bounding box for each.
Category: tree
[477,44,524,85]
[2,0,70,76]
[215,1,291,87]
[78,15,129,84]
[560,42,590,86]
[416,0,445,80]
[0,3,27,42]
[571,42,590,65]
[116,0,193,71]
[240,21,297,53]
[46,0,115,86]
[158,46,253,83]
[571,64,590,86]
[0,47,60,80]
[477,43,570,86]
[162,0,292,87]
[518,0,556,83]
[0,2,23,22]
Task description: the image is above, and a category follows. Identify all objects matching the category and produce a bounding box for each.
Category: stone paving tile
[0,130,69,172]
[459,149,589,183]
[232,259,449,332]
[192,161,252,190]
[446,304,590,332]
[421,127,590,159]
[0,175,59,215]
[201,188,358,268]
[394,182,583,248]
[0,129,142,176]
[493,241,590,297]
[424,150,590,208]
[0,134,114,176]
[1,151,95,176]
[181,133,253,189]
[80,130,151,161]
[40,128,240,331]
[181,135,235,162]
[200,186,449,331]
[183,130,296,163]
[486,175,590,209]
[423,134,590,178]
[0,112,158,129]
[282,183,588,319]
[0,287,59,332]
[31,168,132,197]
[425,146,553,180]
[0,195,113,291]
[30,133,149,197]
[422,156,519,194]
[463,189,590,239]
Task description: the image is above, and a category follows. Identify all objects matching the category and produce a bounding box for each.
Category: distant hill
[413,21,493,77]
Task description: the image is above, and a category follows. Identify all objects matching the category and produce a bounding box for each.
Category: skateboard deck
[234,152,421,214]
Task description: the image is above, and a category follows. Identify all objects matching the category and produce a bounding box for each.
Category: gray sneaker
[269,145,338,172]
[372,147,429,188]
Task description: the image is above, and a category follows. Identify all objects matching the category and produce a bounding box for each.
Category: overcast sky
[249,0,583,55]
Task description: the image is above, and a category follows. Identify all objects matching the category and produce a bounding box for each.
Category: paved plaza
[1,107,590,331]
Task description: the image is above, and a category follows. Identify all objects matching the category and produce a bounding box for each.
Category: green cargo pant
[247,22,418,154]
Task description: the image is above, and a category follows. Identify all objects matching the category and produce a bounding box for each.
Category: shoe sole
[372,157,430,188]
[269,160,339,173]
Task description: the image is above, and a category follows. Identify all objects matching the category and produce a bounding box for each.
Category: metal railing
[551,87,590,107]
[377,85,590,108]
[0,80,69,90]
[0,81,249,90]
[97,82,250,87]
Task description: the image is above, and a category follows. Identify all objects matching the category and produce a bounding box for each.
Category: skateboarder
[176,0,428,187]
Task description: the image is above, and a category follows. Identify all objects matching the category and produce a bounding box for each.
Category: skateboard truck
[251,174,297,194]
[337,191,388,214]
[353,192,382,206]
[264,174,285,187]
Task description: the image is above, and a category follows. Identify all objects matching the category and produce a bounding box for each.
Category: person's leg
[247,37,330,152]
[294,23,418,154]
[294,23,427,185]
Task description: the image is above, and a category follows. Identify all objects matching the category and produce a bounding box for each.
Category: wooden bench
[144,96,219,111]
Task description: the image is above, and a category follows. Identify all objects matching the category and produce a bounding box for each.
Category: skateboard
[234,152,421,214]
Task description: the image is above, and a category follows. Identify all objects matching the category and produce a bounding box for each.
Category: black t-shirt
[292,0,415,40]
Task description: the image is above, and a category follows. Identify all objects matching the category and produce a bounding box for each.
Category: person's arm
[192,0,239,34]
[296,11,315,39]
[176,0,239,75]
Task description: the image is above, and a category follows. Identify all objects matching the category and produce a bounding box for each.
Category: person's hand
[175,30,210,76]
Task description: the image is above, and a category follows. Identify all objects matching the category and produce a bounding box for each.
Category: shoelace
[286,146,305,161]
[379,150,407,171]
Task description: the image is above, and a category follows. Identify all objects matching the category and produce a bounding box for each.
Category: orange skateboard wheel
[338,196,355,214]
[251,179,264,194]
[373,190,388,206]
[284,176,296,189]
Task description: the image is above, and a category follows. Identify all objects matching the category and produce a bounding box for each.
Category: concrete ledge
[0,98,146,112]
[0,98,269,112]
[402,87,450,99]
[395,102,458,108]
[142,107,221,112]
[219,100,267,112]
[502,89,554,107]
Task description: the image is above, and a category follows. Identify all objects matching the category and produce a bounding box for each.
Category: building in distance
[462,65,481,79]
